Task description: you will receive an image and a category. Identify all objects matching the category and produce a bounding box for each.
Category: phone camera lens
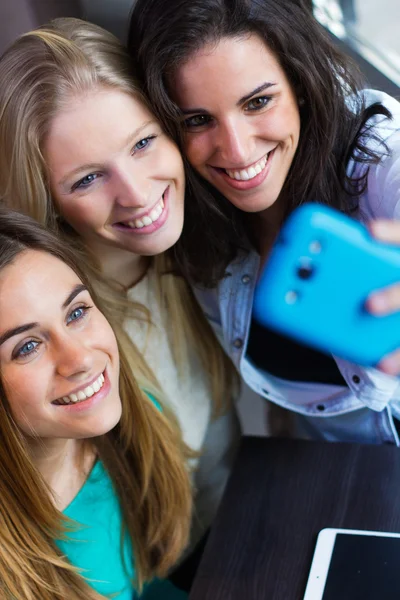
[297,264,314,280]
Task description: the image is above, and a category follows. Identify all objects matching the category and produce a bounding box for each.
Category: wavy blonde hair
[0,207,192,599]
[0,16,238,417]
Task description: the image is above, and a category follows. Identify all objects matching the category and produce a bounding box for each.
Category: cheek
[164,140,185,177]
[58,198,104,233]
[97,317,120,370]
[259,103,300,145]
[183,134,210,169]
[282,106,301,144]
[2,369,45,426]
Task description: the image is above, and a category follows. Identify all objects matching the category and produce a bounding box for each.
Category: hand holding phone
[253,204,400,367]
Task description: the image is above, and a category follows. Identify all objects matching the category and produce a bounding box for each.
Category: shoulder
[145,391,162,412]
[359,89,400,141]
[350,90,400,219]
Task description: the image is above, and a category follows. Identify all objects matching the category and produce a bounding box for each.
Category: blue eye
[183,114,212,129]
[67,305,91,324]
[15,340,40,359]
[133,135,156,152]
[73,173,99,191]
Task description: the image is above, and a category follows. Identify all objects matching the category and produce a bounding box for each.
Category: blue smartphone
[253,204,400,366]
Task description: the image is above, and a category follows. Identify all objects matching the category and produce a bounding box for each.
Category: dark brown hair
[128,0,392,285]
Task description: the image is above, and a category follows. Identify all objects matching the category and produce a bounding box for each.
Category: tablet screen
[322,533,400,599]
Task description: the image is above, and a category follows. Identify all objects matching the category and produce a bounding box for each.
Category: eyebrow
[62,283,87,309]
[180,82,277,115]
[237,82,276,106]
[0,283,88,347]
[122,120,157,149]
[58,119,158,187]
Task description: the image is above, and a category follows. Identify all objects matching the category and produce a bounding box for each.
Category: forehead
[44,87,154,170]
[0,250,80,317]
[173,34,287,107]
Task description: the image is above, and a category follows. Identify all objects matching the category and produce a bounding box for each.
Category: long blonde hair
[0,207,192,600]
[0,17,238,417]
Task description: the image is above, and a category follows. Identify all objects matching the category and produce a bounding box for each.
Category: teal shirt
[56,393,187,599]
[57,460,187,599]
[58,460,133,598]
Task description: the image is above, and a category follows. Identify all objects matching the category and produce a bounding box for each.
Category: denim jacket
[194,90,400,445]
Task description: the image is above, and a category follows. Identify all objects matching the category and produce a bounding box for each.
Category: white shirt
[125,268,241,551]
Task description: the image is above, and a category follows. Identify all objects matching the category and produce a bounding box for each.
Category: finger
[378,349,400,376]
[369,220,400,245]
[367,284,400,315]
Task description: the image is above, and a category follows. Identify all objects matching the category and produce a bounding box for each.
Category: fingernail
[368,294,388,313]
[380,358,398,376]
[370,222,389,238]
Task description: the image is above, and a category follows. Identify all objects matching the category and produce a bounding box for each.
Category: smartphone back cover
[253,204,400,366]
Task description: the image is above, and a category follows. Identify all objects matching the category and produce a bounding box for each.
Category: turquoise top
[57,460,187,599]
[56,394,187,599]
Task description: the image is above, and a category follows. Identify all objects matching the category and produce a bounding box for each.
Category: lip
[54,370,105,401]
[52,368,110,412]
[112,186,170,235]
[211,149,276,191]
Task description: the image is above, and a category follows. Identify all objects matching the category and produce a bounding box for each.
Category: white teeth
[123,196,165,229]
[83,385,95,398]
[56,372,105,405]
[142,216,152,226]
[226,154,269,181]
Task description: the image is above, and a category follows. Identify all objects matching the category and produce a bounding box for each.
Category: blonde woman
[0,18,240,588]
[0,206,191,599]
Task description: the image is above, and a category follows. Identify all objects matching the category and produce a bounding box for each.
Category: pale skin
[368,221,400,374]
[173,34,400,375]
[0,251,121,509]
[43,87,185,289]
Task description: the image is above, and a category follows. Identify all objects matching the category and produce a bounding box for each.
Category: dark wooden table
[190,436,400,600]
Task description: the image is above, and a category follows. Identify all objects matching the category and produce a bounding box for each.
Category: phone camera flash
[285,290,299,304]
[309,240,322,254]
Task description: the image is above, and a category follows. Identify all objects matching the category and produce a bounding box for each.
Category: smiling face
[172,34,301,217]
[43,88,185,266]
[0,250,121,442]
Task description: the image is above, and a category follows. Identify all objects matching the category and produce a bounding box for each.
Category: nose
[216,117,254,166]
[113,162,150,209]
[55,334,95,380]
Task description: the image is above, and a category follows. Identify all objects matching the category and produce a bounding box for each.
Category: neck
[248,197,288,267]
[86,241,150,288]
[27,437,94,511]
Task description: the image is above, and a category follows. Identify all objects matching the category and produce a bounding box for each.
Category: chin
[230,198,278,213]
[91,407,122,437]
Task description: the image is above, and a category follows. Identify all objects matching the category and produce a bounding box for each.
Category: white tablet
[303,527,400,600]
